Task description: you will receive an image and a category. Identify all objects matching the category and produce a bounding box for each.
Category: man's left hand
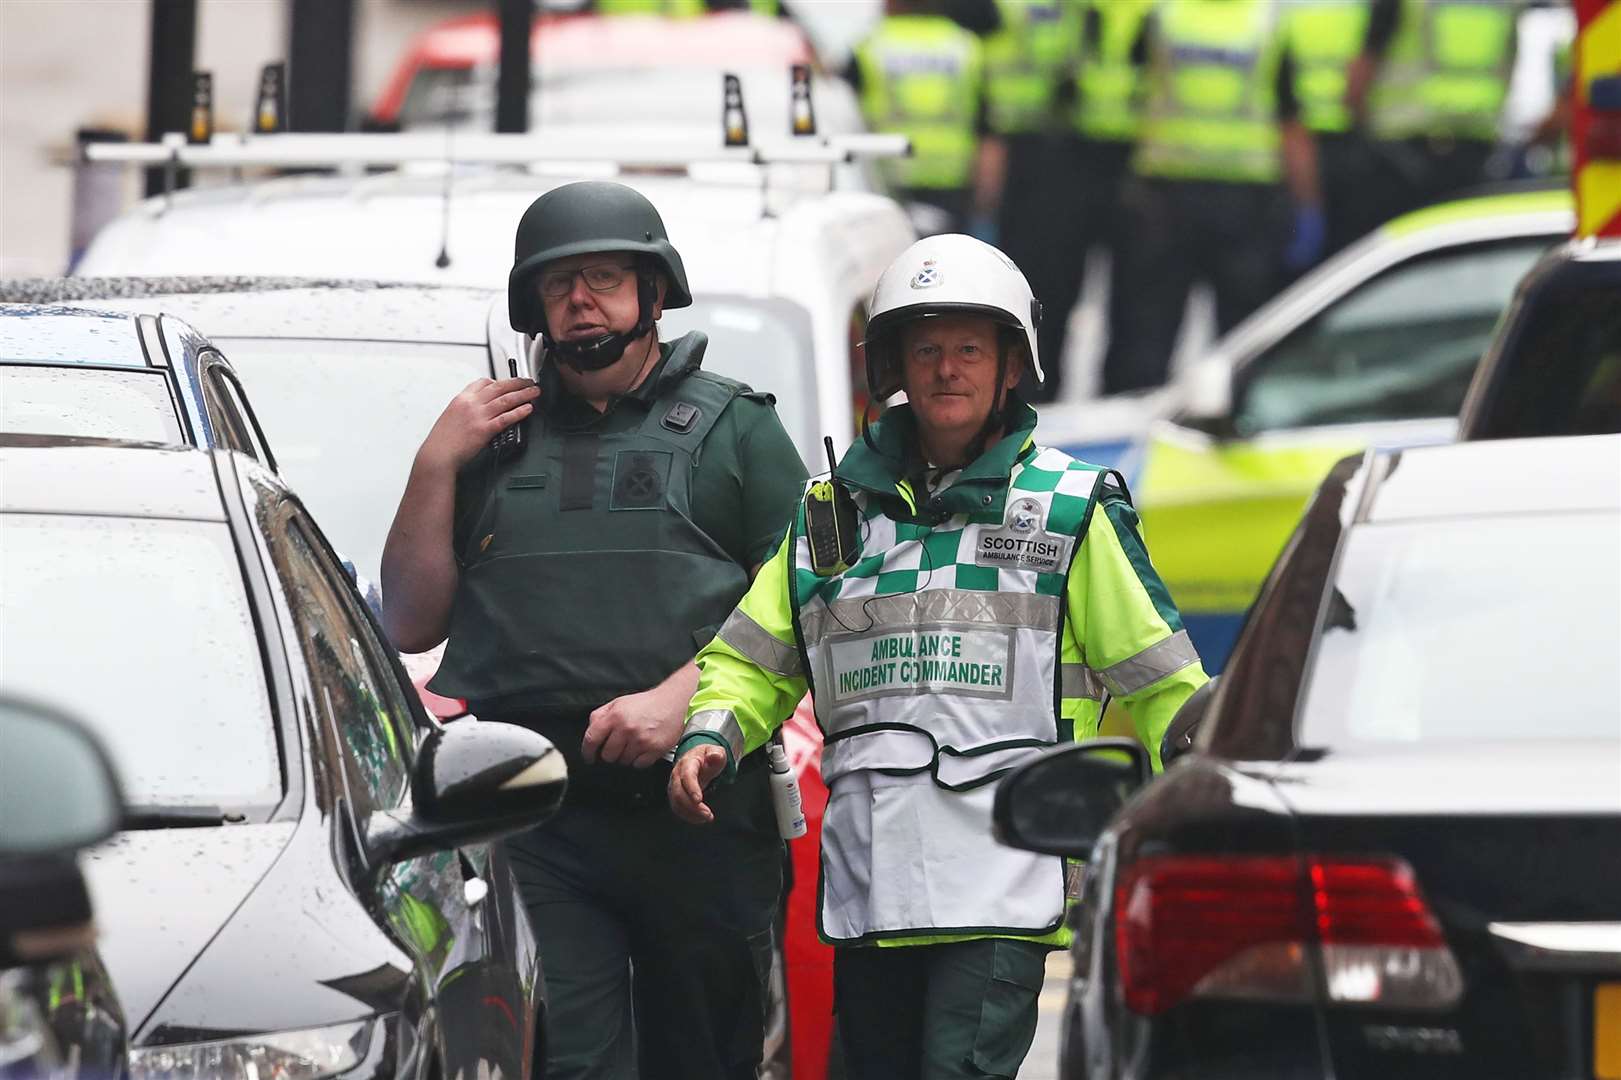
[582,686,685,768]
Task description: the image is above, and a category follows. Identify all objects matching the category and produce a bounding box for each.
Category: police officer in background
[975,0,1081,401]
[670,235,1207,1079]
[1345,0,1520,226]
[380,181,807,1079]
[1103,0,1322,394]
[848,0,995,234]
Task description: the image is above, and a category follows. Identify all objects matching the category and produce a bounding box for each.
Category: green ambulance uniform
[679,402,1206,1077]
[432,331,807,1080]
[851,13,987,231]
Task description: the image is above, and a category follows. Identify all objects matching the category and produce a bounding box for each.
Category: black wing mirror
[993,737,1151,858]
[1160,676,1218,768]
[365,720,568,868]
[0,695,124,967]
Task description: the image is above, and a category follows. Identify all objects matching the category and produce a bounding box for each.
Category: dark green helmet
[507,181,692,336]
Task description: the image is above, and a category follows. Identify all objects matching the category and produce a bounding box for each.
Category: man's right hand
[418,377,540,474]
[669,743,729,825]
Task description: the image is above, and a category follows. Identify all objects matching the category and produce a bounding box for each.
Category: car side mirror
[1177,358,1235,437]
[0,696,123,858]
[364,720,568,868]
[993,738,1152,858]
[0,696,123,967]
[1160,676,1218,768]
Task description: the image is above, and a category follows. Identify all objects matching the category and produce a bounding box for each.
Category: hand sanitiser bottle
[767,733,807,839]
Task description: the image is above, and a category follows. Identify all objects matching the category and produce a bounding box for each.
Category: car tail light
[1115,855,1463,1016]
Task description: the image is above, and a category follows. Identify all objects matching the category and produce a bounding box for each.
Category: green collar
[835,402,1040,520]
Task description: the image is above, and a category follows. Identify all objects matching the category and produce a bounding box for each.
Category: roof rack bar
[84,131,911,171]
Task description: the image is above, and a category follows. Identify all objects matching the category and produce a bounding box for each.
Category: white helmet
[863,234,1043,403]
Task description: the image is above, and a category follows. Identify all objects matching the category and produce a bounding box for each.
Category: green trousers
[832,937,1050,1080]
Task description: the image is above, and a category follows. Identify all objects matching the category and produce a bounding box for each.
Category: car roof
[1378,186,1574,241]
[1360,433,1621,524]
[0,436,227,521]
[0,277,499,344]
[0,305,146,367]
[74,170,905,295]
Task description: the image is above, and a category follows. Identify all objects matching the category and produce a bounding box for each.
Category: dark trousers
[1361,136,1494,235]
[504,757,783,1080]
[833,939,1050,1080]
[1104,177,1285,394]
[898,186,973,237]
[1318,132,1388,261]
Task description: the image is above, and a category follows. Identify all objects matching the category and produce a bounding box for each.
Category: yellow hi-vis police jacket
[679,405,1207,946]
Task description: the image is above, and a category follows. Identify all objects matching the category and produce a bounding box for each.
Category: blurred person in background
[1346,0,1521,225]
[1103,0,1321,394]
[848,0,995,235]
[1281,0,1386,264]
[976,0,1084,402]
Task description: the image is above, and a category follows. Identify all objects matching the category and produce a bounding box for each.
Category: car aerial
[1457,236,1621,441]
[996,433,1621,1080]
[1040,186,1574,672]
[0,436,570,1079]
[0,695,128,1080]
[0,303,276,469]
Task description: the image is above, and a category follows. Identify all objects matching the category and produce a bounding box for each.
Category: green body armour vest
[1133,0,1285,184]
[983,0,1080,136]
[432,333,752,714]
[1283,0,1369,135]
[855,15,985,191]
[1370,0,1517,142]
[1074,0,1153,143]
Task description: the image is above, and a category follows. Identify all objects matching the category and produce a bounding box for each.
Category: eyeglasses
[537,262,636,300]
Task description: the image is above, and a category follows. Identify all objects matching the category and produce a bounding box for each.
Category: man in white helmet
[668,234,1208,1078]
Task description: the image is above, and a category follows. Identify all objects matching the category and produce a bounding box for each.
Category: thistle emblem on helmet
[909,259,941,290]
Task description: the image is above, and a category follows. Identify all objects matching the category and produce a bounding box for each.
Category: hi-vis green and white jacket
[678,404,1207,946]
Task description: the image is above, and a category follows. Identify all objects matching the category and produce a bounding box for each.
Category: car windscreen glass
[1297,515,1621,746]
[1232,238,1552,436]
[219,338,489,586]
[660,297,817,463]
[0,515,281,812]
[1473,283,1621,439]
[0,367,183,443]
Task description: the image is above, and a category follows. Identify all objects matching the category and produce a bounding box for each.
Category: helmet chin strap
[543,270,657,372]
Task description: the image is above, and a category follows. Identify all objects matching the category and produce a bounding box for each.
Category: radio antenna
[435,122,453,269]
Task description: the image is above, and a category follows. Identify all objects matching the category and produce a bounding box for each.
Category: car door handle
[464,877,489,908]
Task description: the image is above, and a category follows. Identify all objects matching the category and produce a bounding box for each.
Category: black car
[0,303,276,470]
[0,696,129,1080]
[997,434,1621,1079]
[1457,237,1621,440]
[0,436,567,1079]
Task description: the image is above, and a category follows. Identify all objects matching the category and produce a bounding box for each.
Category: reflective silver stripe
[684,709,745,762]
[1059,663,1104,701]
[799,589,1057,645]
[717,609,802,678]
[1099,629,1200,696]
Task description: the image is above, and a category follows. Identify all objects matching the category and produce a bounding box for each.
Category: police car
[1042,187,1574,671]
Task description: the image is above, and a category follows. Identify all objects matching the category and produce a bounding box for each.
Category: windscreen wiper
[122,805,248,830]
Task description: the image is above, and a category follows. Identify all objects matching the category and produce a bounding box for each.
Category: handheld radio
[805,436,858,576]
[490,355,527,461]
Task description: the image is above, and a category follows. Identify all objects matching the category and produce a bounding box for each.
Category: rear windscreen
[1,366,182,443]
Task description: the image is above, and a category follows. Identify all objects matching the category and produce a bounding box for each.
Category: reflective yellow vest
[1073,0,1153,142]
[1370,0,1518,141]
[983,0,1081,135]
[1282,0,1369,135]
[854,15,985,191]
[596,0,708,15]
[1133,0,1285,184]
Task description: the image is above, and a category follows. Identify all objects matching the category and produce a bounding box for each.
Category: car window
[0,514,281,812]
[221,339,490,586]
[1231,238,1553,436]
[1297,515,1621,746]
[0,366,183,443]
[270,507,414,813]
[1470,283,1621,439]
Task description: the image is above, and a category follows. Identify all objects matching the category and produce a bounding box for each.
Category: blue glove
[1284,204,1326,271]
[968,213,1000,246]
